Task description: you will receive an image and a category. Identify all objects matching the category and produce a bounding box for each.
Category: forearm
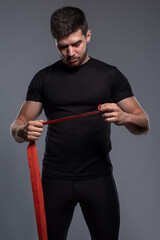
[124,112,150,135]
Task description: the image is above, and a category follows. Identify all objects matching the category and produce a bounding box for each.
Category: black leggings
[42,174,120,240]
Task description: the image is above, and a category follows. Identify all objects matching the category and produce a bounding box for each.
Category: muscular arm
[10,101,44,143]
[99,96,150,135]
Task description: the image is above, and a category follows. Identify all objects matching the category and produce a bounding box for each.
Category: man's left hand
[99,103,128,126]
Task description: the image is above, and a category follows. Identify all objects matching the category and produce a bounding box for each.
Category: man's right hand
[17,120,44,142]
[10,101,43,143]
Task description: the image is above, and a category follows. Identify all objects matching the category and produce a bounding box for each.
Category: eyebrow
[57,40,82,48]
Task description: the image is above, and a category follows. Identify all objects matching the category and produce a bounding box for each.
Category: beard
[61,48,88,68]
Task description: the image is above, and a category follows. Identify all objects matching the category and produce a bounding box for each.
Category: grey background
[0,0,159,239]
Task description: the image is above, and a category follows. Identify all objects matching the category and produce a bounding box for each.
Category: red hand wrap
[27,105,101,239]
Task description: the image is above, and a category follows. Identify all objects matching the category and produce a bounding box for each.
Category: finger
[103,117,117,123]
[27,131,42,137]
[100,104,116,113]
[28,120,44,128]
[39,119,44,123]
[27,125,43,133]
[101,112,116,119]
[27,135,40,141]
[26,133,42,141]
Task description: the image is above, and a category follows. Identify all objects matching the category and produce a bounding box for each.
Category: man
[10,6,149,240]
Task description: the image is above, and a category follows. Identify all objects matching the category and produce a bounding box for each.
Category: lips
[68,58,78,63]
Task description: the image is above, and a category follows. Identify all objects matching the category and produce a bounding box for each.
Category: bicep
[117,96,145,115]
[16,101,43,123]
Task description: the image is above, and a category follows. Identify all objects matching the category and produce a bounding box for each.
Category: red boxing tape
[27,105,101,240]
[27,141,48,240]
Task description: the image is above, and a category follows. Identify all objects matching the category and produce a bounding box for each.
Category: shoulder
[30,60,62,86]
[91,57,114,68]
[90,58,125,84]
[90,57,118,74]
[35,60,62,77]
[91,57,132,89]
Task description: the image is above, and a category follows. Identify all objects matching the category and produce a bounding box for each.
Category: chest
[42,69,113,107]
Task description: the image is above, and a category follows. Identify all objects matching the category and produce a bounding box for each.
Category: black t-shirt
[26,57,134,179]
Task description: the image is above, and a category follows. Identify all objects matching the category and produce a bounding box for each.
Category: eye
[73,43,80,47]
[72,41,82,47]
[58,45,67,49]
[74,44,80,47]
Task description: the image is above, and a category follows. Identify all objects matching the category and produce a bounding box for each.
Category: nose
[67,46,74,57]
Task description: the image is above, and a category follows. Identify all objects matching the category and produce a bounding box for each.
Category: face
[55,29,91,68]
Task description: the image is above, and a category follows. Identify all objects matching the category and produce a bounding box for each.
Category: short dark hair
[50,6,88,38]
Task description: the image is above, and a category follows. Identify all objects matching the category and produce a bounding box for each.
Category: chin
[66,61,81,68]
[70,63,81,68]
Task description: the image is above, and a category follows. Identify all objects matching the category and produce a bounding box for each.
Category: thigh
[42,177,77,240]
[79,175,120,240]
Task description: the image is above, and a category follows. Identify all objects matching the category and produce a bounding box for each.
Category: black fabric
[42,174,120,240]
[26,57,134,179]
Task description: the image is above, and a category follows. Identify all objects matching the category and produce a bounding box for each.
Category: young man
[10,6,149,240]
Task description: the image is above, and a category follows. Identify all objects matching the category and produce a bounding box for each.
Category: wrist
[123,112,130,125]
[16,126,26,143]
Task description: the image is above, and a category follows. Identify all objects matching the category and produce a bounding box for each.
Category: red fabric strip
[27,141,48,240]
[43,110,100,125]
[27,105,101,240]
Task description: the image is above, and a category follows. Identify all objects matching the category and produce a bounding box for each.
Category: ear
[86,30,91,43]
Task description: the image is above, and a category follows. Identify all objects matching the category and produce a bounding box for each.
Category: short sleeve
[112,68,134,103]
[26,71,44,103]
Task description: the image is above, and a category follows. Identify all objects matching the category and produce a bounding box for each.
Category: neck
[82,55,90,65]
